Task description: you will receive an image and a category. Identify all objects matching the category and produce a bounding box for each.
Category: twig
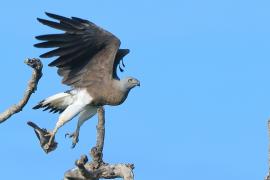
[0,58,43,123]
[64,107,135,180]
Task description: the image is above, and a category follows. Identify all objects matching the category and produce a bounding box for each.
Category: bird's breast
[88,88,128,106]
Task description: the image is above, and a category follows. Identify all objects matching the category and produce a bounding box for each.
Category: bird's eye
[128,79,133,83]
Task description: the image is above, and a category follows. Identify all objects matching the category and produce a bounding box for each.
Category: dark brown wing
[35,12,123,88]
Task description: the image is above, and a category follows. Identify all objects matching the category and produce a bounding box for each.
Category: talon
[71,136,79,148]
[65,132,75,138]
[65,133,70,138]
[65,131,79,148]
[71,143,76,149]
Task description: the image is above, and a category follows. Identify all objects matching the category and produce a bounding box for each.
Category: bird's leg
[65,129,80,148]
[44,103,86,152]
[43,127,58,151]
[66,106,97,148]
[65,117,90,148]
[44,125,59,151]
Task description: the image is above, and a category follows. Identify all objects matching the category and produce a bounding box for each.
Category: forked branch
[0,58,43,123]
[64,107,135,180]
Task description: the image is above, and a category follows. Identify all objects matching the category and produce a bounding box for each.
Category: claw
[65,132,75,138]
[71,142,76,149]
[65,131,79,148]
[65,133,71,138]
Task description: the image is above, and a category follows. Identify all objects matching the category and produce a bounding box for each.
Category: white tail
[33,91,74,114]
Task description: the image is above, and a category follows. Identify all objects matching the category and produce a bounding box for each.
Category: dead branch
[0,58,43,123]
[27,121,58,153]
[64,161,134,180]
[91,107,105,166]
[63,107,135,180]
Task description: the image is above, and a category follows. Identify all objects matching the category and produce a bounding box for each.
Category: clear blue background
[0,0,269,179]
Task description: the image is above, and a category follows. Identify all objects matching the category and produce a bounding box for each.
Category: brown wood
[0,58,43,123]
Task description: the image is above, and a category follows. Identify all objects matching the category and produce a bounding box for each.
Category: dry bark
[0,58,43,123]
[64,107,135,180]
[27,121,58,153]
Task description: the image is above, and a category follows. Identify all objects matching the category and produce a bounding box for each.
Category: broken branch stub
[0,58,43,123]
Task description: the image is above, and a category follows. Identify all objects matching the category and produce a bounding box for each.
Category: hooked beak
[136,80,140,87]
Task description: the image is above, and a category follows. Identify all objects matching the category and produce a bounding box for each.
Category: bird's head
[120,76,140,91]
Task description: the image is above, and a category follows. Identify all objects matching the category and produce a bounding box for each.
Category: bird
[32,12,140,151]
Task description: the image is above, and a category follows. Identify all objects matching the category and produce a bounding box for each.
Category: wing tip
[45,12,52,17]
[36,17,44,23]
[34,43,42,48]
[35,35,43,40]
[37,18,53,26]
[45,12,61,20]
[33,100,44,109]
[48,62,55,67]
[39,53,47,58]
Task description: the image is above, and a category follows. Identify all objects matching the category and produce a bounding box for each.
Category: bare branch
[91,107,105,166]
[64,107,135,180]
[64,162,134,180]
[0,58,43,123]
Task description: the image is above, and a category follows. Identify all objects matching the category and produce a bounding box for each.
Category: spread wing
[35,12,129,88]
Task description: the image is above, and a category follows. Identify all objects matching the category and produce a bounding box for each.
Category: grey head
[119,76,140,92]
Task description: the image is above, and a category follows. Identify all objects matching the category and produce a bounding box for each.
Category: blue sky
[0,0,270,179]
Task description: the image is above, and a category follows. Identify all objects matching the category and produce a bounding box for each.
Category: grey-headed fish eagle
[32,12,140,152]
